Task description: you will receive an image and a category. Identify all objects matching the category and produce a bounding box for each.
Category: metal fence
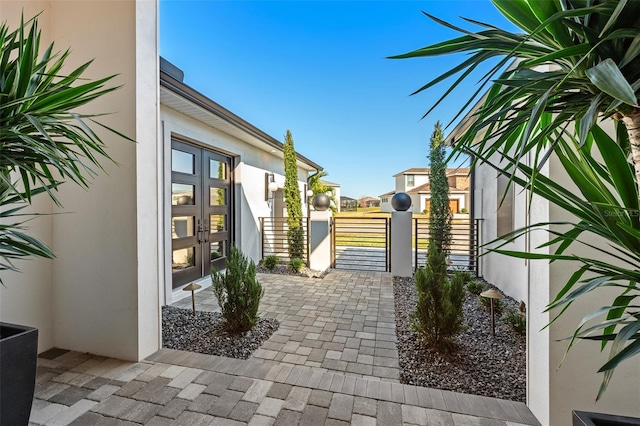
[260,217,309,264]
[413,218,482,276]
[331,217,390,271]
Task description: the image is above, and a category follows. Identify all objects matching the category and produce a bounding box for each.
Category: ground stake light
[183,282,202,314]
[480,289,504,338]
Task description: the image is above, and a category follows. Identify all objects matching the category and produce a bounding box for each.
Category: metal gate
[331,217,390,271]
[414,218,482,276]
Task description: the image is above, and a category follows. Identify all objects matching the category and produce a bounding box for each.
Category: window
[496,174,514,237]
[407,174,415,186]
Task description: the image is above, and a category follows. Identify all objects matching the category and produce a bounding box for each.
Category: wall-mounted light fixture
[265,172,279,201]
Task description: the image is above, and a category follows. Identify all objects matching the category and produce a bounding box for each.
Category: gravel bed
[394,276,526,402]
[257,264,327,278]
[162,306,279,359]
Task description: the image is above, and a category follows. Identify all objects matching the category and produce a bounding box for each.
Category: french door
[171,140,232,289]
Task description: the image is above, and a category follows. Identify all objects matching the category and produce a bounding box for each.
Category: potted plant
[1,15,127,425]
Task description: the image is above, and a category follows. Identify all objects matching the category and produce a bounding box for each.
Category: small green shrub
[480,295,504,315]
[455,271,474,285]
[288,257,304,273]
[466,279,486,295]
[412,244,465,351]
[262,255,280,270]
[211,246,263,333]
[502,308,526,335]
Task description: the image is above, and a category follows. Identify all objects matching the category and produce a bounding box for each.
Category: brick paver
[30,270,540,426]
[174,271,400,381]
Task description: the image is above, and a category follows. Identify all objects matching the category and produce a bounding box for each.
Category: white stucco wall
[380,198,393,213]
[161,106,312,304]
[0,1,56,352]
[474,164,529,303]
[542,155,640,424]
[475,133,640,424]
[0,1,160,361]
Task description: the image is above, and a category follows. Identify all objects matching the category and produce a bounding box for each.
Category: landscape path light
[480,288,504,338]
[183,282,202,314]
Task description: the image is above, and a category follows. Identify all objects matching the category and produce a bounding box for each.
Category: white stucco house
[446,110,640,423]
[0,2,322,362]
[380,167,470,214]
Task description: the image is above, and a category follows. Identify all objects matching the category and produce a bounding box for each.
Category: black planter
[0,322,38,426]
[573,410,640,426]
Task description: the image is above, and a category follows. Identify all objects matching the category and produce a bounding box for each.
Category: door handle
[197,219,203,244]
[203,221,210,243]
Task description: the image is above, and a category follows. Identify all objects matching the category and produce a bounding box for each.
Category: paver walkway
[32,347,539,425]
[174,272,399,381]
[30,270,540,425]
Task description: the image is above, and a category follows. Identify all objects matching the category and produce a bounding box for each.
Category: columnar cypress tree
[283,130,304,259]
[428,121,451,253]
[412,243,465,351]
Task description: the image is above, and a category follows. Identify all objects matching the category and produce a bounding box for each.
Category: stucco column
[309,210,331,271]
[391,211,413,277]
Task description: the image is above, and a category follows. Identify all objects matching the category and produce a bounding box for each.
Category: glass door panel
[204,150,231,274]
[171,140,232,288]
[172,184,195,205]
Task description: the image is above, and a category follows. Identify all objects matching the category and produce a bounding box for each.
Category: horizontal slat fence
[414,218,482,276]
[260,217,309,264]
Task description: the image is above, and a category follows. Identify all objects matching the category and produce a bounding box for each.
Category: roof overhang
[160,70,323,172]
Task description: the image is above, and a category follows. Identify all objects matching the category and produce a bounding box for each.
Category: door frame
[165,135,235,303]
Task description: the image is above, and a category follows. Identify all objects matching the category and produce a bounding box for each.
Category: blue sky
[160,1,516,199]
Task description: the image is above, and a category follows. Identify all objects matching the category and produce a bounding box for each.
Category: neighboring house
[341,196,358,211]
[0,2,322,363]
[380,168,470,214]
[446,111,639,422]
[359,196,380,208]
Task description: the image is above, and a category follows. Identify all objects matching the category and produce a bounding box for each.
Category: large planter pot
[573,410,640,426]
[0,322,38,426]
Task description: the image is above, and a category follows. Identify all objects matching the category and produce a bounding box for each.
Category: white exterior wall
[474,164,528,303]
[542,155,640,424]
[395,173,429,193]
[332,186,341,212]
[161,107,311,304]
[394,174,406,192]
[0,1,160,361]
[380,197,394,213]
[475,136,640,424]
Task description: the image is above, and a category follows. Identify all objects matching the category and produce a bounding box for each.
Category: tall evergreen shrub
[211,246,263,333]
[428,122,451,253]
[412,244,465,351]
[283,130,304,259]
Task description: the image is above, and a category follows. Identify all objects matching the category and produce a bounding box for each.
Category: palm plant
[391,0,640,192]
[308,170,337,212]
[391,0,640,398]
[1,15,124,282]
